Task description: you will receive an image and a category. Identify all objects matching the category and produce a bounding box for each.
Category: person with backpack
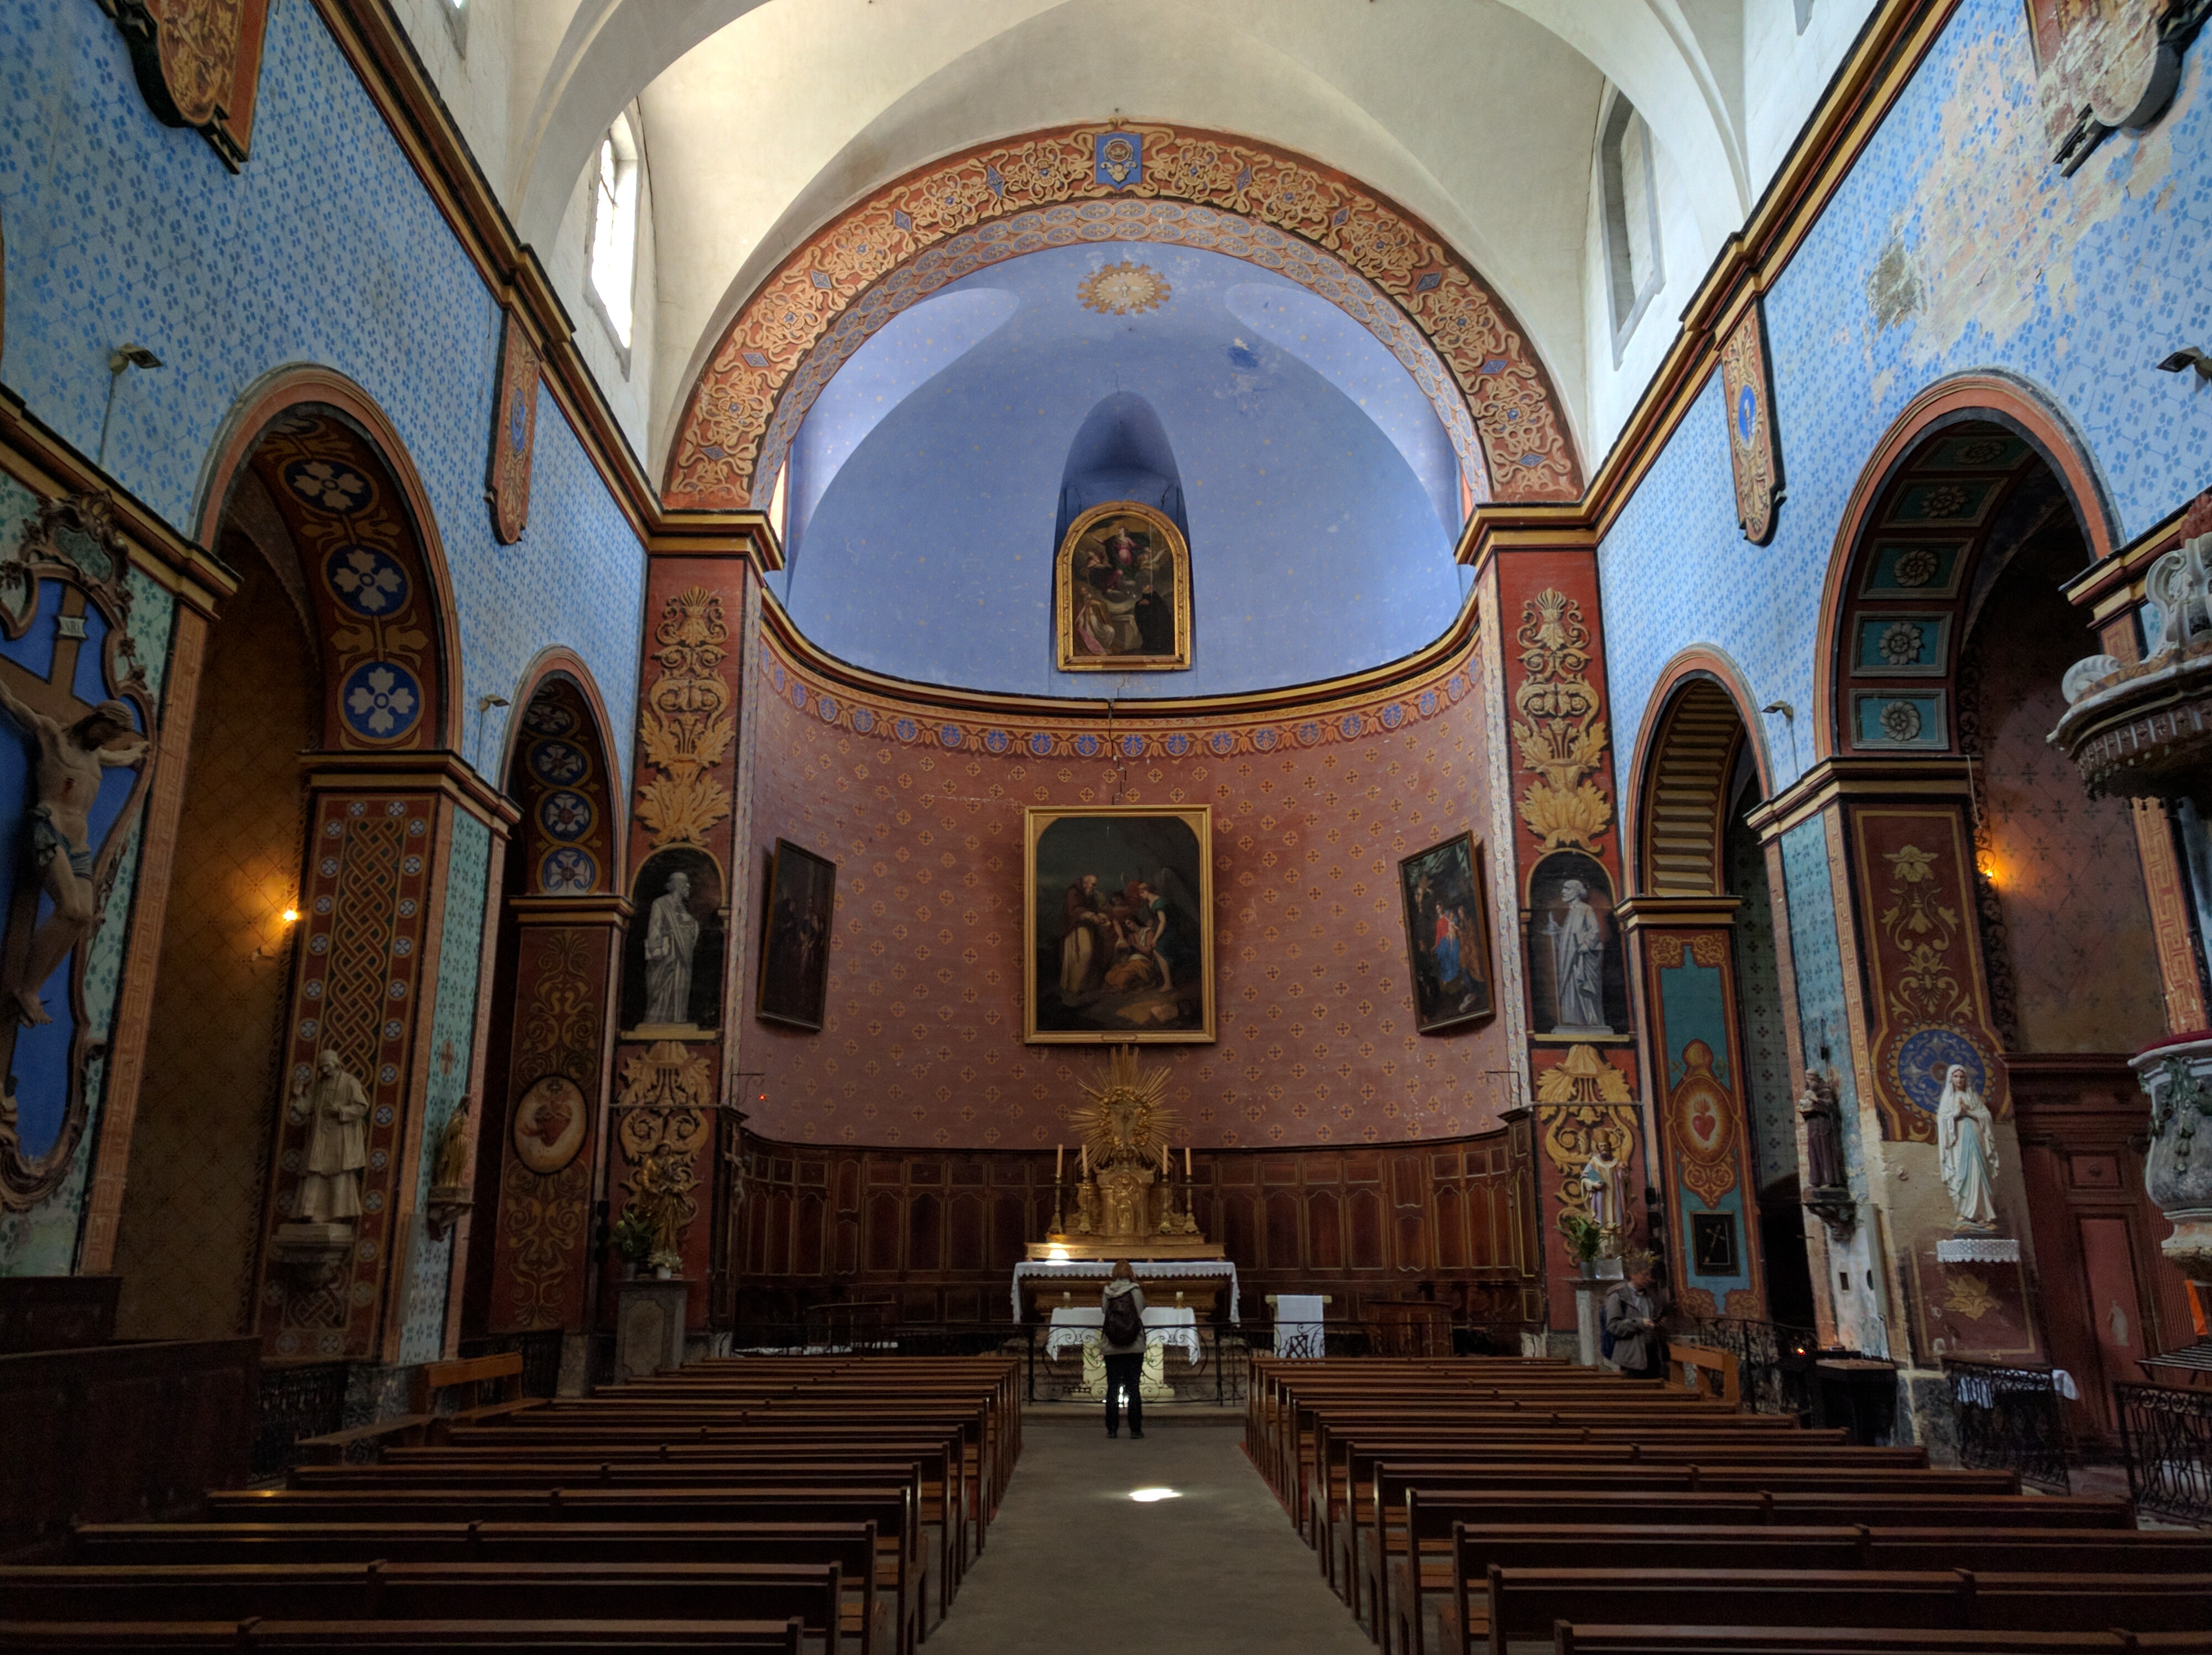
[1099,1261,1149,1438]
[1601,1251,1667,1380]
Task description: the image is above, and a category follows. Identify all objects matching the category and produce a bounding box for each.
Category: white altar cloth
[1045,1304,1202,1363]
[1011,1258,1239,1323]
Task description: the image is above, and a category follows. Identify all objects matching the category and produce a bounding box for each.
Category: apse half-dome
[769,241,1468,698]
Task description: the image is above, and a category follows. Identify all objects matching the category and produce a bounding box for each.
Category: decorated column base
[2131,1034,2212,1283]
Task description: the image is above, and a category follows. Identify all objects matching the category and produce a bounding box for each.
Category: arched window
[1599,93,1663,360]
[588,112,640,351]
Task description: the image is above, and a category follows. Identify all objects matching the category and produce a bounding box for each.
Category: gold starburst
[1071,1044,1180,1165]
[1077,261,1169,317]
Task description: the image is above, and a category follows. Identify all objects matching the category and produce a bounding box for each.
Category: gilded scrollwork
[635,589,735,849]
[1511,589,1612,853]
[613,1040,713,1257]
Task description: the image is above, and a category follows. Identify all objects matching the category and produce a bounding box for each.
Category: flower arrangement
[611,1208,655,1268]
[648,1248,683,1279]
[1556,1209,1604,1266]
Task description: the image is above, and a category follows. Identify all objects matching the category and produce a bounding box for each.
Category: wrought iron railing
[2116,1380,2212,1526]
[1944,1357,2070,1492]
[251,1360,349,1480]
[458,1328,565,1397]
[1673,1316,1820,1417]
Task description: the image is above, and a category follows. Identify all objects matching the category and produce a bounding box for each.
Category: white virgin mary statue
[1934,1063,2000,1231]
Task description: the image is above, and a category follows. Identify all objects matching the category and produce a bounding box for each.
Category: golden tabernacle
[1026,1045,1225,1263]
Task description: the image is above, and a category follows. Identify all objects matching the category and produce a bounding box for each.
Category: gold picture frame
[1055,500,1192,672]
[1024,805,1214,1043]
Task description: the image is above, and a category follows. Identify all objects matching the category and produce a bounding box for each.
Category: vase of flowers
[612,1209,654,1280]
[649,1249,682,1282]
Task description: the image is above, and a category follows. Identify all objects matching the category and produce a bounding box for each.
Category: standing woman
[1099,1261,1148,1439]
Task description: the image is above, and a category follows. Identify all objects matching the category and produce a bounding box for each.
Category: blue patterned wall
[1777,819,1870,1197]
[1599,0,2212,791]
[0,1,644,791]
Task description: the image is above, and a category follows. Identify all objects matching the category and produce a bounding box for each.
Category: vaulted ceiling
[471,0,1798,480]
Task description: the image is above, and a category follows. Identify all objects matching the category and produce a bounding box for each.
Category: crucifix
[0,495,155,1096]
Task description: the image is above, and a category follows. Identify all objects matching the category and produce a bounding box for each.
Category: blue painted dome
[768,241,1469,698]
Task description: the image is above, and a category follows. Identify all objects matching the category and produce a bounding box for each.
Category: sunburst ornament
[1077,261,1169,317]
[1072,1044,1179,1167]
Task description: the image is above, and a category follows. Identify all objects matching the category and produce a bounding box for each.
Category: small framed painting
[756,839,836,1032]
[1396,832,1495,1034]
[1056,501,1192,672]
[1025,805,1213,1042]
[1691,1210,1740,1276]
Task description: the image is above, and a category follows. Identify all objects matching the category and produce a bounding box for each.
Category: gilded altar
[1023,1045,1224,1264]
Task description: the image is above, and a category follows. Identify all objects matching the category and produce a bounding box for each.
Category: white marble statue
[289,1050,369,1224]
[643,870,700,1026]
[1935,1063,1999,1231]
[1547,880,1609,1032]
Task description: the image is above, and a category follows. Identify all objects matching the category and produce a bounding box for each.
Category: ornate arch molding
[501,647,625,898]
[1625,652,1770,900]
[196,365,466,751]
[665,123,1582,511]
[1813,374,2115,764]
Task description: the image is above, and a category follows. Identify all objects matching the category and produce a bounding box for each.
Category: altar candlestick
[1161,1144,1169,1175]
[1056,1144,1065,1183]
[1185,1146,1192,1178]
[1081,1144,1088,1177]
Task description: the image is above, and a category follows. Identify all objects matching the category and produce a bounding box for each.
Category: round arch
[664,122,1582,513]
[1625,650,1772,899]
[1813,373,2116,765]
[500,647,626,899]
[194,364,466,751]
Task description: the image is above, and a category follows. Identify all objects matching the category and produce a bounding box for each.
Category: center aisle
[928,1416,1374,1654]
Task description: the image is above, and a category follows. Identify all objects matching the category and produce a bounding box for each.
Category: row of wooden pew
[1245,1353,2212,1655]
[0,1349,1021,1653]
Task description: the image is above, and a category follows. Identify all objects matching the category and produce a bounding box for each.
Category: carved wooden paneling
[729,1122,1542,1329]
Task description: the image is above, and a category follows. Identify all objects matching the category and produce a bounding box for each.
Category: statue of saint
[1935,1063,2000,1231]
[0,683,145,1026]
[431,1095,473,1189]
[1579,1133,1625,1230]
[1546,880,1609,1032]
[643,870,700,1026]
[289,1051,370,1224]
[1798,1069,1846,1191]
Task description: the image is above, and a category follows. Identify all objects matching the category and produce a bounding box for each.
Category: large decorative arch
[1626,651,1771,899]
[500,648,624,899]
[1813,374,2116,765]
[665,123,1582,511]
[195,366,465,752]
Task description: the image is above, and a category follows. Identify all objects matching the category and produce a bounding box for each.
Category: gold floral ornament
[636,588,734,848]
[1535,1043,1634,1105]
[615,1041,713,1258]
[1943,1271,1997,1320]
[1511,589,1612,852]
[1072,1044,1180,1167]
[1077,261,1169,317]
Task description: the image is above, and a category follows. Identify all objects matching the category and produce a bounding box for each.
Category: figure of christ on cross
[0,661,145,1027]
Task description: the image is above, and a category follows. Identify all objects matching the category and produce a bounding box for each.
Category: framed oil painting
[757,838,836,1032]
[1397,832,1495,1034]
[1025,805,1213,1042]
[1056,501,1192,672]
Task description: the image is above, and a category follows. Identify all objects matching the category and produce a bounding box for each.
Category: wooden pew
[1551,1629,2212,1655]
[68,1523,893,1655]
[1392,1527,2212,1655]
[1386,1502,2147,1655]
[0,1620,805,1651]
[1475,1569,2212,1655]
[200,1487,925,1655]
[0,1562,841,1651]
[293,1353,539,1466]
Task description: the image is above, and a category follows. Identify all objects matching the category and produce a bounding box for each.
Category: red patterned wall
[740,637,1513,1148]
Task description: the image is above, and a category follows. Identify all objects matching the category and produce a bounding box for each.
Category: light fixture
[1047,1246,1070,1263]
[281,908,299,924]
[1128,1487,1181,1503]
[2157,347,2212,382]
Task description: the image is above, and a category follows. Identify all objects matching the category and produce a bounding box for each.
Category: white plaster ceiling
[484,0,1767,481]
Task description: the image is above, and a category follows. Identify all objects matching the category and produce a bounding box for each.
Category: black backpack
[1102,1289,1144,1348]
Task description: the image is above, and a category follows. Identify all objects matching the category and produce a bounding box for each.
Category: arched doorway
[116,376,487,1370]
[1629,666,1810,1326]
[1815,388,2192,1428]
[461,659,624,1381]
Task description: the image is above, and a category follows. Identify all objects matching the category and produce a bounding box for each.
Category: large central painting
[1025,805,1213,1042]
[1056,502,1192,672]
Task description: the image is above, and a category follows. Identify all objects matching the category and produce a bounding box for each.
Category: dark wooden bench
[293,1353,539,1466]
[1470,1569,2212,1655]
[0,1618,804,1651]
[1550,1628,2212,1655]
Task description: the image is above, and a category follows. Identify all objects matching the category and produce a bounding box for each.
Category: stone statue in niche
[1799,1069,1847,1194]
[1545,878,1609,1033]
[1936,1063,2000,1232]
[643,869,701,1027]
[0,681,145,1027]
[290,1050,371,1224]
[1578,1132,1626,1231]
